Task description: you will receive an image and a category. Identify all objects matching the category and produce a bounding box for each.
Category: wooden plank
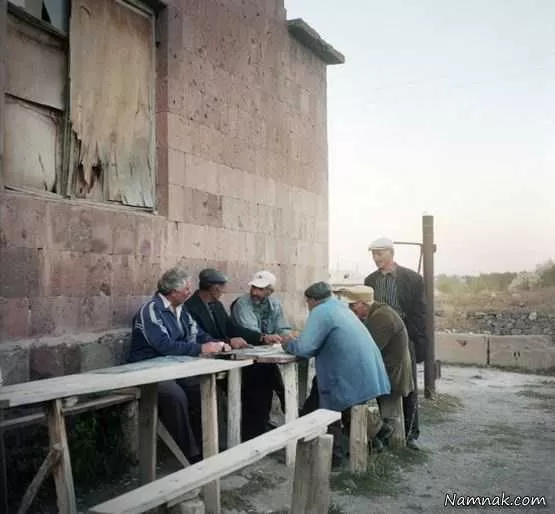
[0,392,139,431]
[379,394,406,448]
[290,434,333,514]
[46,399,77,514]
[0,358,253,408]
[278,362,299,467]
[157,420,189,468]
[200,375,220,514]
[88,409,341,514]
[17,444,61,514]
[226,368,241,448]
[349,405,368,473]
[139,384,157,484]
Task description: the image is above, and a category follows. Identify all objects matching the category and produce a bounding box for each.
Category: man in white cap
[231,270,292,337]
[365,237,428,450]
[231,270,291,439]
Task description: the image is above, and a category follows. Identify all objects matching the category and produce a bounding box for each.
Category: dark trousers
[403,340,420,441]
[300,376,350,461]
[157,378,203,461]
[241,362,285,441]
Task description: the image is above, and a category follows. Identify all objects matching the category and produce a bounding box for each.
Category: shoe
[189,454,203,464]
[376,421,394,443]
[371,437,384,453]
[406,439,421,450]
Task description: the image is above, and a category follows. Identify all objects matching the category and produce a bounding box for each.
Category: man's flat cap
[198,268,228,285]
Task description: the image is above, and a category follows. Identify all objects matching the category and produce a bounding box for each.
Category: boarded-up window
[4,5,66,192]
[69,0,155,208]
[3,0,155,210]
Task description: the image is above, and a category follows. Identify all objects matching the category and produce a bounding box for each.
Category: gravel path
[220,364,555,514]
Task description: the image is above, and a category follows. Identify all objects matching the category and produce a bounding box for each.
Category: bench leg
[290,434,333,514]
[121,399,140,465]
[200,374,220,514]
[379,394,406,448]
[139,384,158,484]
[349,405,368,473]
[226,368,242,448]
[46,399,77,514]
[278,362,299,467]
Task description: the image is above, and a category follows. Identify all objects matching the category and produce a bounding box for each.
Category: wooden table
[0,356,252,514]
[211,345,307,466]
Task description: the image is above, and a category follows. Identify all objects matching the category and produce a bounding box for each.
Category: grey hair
[157,267,189,295]
[304,281,332,301]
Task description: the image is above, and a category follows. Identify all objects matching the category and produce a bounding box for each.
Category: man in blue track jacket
[128,266,230,463]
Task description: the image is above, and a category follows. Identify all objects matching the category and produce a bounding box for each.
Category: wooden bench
[89,409,341,514]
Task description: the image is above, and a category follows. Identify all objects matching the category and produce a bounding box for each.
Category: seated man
[282,281,391,467]
[231,270,291,423]
[185,269,282,440]
[127,267,230,463]
[335,285,415,448]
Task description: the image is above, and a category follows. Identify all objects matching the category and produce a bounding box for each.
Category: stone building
[0,0,343,383]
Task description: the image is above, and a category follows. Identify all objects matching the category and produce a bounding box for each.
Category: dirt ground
[77,364,555,514]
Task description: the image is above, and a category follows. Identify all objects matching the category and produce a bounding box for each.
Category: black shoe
[371,437,385,453]
[189,454,203,464]
[406,439,421,451]
[376,421,394,443]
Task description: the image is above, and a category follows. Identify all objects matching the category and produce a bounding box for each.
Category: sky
[285,0,555,276]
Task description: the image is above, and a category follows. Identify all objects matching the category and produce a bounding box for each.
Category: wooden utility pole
[422,215,436,398]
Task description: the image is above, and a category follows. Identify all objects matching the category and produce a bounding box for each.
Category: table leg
[46,399,76,514]
[139,384,158,484]
[278,362,299,467]
[200,374,220,514]
[226,368,242,448]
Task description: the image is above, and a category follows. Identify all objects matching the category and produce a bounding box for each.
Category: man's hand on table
[201,341,232,354]
[261,334,282,345]
[229,337,250,349]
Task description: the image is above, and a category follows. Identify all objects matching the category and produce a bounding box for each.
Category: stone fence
[436,332,555,373]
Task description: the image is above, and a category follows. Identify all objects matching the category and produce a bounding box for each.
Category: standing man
[282,282,390,467]
[186,269,282,440]
[127,267,230,463]
[231,270,290,420]
[364,237,427,449]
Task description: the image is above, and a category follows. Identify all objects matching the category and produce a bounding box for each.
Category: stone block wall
[0,0,332,355]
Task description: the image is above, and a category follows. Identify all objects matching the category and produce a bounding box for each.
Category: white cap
[368,237,394,251]
[248,270,277,288]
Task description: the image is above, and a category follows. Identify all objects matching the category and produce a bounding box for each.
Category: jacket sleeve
[224,307,263,345]
[230,297,260,332]
[285,308,330,358]
[182,311,214,345]
[139,302,202,356]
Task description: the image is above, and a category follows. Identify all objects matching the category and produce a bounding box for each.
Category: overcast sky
[285,0,555,276]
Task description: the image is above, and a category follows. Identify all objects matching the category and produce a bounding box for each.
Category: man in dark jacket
[186,269,282,441]
[364,237,428,449]
[127,267,230,463]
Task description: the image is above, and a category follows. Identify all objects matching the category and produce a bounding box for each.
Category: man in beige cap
[335,285,414,448]
[365,237,427,449]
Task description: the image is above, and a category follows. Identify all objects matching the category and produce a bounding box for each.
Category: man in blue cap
[186,269,282,440]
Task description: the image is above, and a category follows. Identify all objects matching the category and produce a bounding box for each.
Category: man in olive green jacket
[334,285,415,439]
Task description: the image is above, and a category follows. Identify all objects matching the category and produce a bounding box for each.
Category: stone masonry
[0,0,343,380]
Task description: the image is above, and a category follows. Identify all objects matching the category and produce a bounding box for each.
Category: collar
[380,263,398,276]
[158,293,183,319]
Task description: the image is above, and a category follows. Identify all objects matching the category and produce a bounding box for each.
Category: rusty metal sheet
[70,0,154,208]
